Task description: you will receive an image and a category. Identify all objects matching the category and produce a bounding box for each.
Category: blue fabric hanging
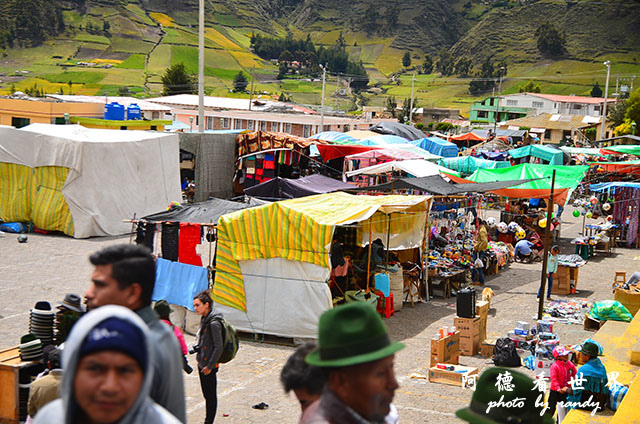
[153,258,209,310]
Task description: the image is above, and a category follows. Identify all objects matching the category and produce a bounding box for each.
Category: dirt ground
[0,205,633,423]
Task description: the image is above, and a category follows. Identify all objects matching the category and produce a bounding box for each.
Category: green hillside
[0,0,638,114]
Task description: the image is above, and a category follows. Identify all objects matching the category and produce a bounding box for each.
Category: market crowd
[25,244,612,424]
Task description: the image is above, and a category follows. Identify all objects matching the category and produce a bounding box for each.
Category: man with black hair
[280,342,326,414]
[84,244,186,423]
[28,348,63,418]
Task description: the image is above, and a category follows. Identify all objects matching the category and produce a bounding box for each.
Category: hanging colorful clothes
[178,223,202,266]
[135,222,155,250]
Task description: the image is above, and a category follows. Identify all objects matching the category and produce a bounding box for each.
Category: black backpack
[493,338,521,367]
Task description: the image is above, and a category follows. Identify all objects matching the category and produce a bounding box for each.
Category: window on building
[303,125,310,137]
[234,119,242,129]
[477,111,488,118]
[152,111,160,119]
[247,120,254,130]
[54,117,66,125]
[532,101,544,108]
[150,126,157,131]
[284,123,291,133]
[222,118,230,129]
[260,121,267,131]
[206,116,214,130]
[594,105,601,113]
[544,129,551,140]
[11,117,30,128]
[271,122,279,132]
[343,125,350,132]
[573,104,582,110]
[506,100,518,106]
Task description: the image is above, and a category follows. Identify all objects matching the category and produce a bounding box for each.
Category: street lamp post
[197,0,204,133]
[320,64,326,132]
[493,67,505,136]
[600,60,611,141]
[632,121,637,136]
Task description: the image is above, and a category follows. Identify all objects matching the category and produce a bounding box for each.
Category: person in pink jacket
[154,300,193,374]
[548,346,577,421]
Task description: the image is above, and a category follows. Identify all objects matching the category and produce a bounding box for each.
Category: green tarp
[459,163,589,190]
[601,145,640,155]
[509,144,564,166]
[438,156,511,175]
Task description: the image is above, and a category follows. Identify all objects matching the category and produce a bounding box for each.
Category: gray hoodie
[33,305,181,424]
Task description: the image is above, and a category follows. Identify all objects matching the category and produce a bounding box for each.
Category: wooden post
[537,170,556,320]
[421,207,431,301]
[366,216,373,293]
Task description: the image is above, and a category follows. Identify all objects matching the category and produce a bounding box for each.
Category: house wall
[0,98,103,127]
[500,93,606,117]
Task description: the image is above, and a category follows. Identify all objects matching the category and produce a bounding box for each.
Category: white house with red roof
[499,92,616,117]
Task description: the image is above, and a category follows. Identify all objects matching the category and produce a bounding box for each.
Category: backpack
[493,338,521,367]
[215,317,239,364]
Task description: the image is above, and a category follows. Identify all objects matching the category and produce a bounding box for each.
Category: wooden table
[429,269,467,298]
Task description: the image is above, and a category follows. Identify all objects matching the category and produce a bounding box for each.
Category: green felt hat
[580,341,601,357]
[306,302,404,368]
[153,300,173,317]
[456,367,554,424]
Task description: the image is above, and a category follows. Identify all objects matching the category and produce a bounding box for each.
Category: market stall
[411,136,459,158]
[438,156,511,176]
[243,174,354,201]
[212,192,432,338]
[508,144,565,166]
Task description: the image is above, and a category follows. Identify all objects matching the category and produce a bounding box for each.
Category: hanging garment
[178,223,202,266]
[264,153,275,170]
[161,222,179,261]
[153,258,209,310]
[135,222,155,251]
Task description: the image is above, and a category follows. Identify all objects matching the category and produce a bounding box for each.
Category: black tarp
[243,174,354,200]
[141,198,260,224]
[368,122,427,141]
[349,175,538,195]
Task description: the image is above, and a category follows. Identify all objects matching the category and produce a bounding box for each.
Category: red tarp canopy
[449,132,486,142]
[316,144,383,161]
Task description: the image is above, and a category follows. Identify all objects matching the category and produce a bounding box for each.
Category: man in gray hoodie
[33,305,181,424]
[84,244,186,422]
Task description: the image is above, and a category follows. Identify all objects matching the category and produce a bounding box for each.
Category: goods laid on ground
[428,364,478,387]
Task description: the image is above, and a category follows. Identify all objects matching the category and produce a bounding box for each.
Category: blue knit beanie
[79,317,147,370]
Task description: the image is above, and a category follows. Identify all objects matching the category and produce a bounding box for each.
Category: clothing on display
[135,221,155,250]
[161,223,179,261]
[178,223,203,266]
[153,258,210,310]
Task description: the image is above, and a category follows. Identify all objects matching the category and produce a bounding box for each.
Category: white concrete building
[499,93,616,117]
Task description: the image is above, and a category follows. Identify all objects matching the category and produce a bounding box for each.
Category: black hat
[58,294,86,313]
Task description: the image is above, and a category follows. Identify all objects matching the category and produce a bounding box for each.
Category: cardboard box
[479,318,487,343]
[430,332,461,366]
[428,365,479,387]
[584,315,603,331]
[454,316,481,336]
[476,301,489,320]
[460,333,480,356]
[480,339,496,358]
[614,288,640,316]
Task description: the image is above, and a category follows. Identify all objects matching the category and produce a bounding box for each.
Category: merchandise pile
[541,299,591,324]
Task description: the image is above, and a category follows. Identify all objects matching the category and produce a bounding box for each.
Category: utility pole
[197,0,204,133]
[320,64,326,132]
[537,170,556,320]
[493,66,505,136]
[248,65,255,111]
[600,60,611,141]
[409,72,416,125]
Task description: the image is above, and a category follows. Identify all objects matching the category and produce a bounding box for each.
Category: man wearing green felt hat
[456,367,554,424]
[301,302,404,424]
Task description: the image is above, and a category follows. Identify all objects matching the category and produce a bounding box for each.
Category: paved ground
[0,206,633,423]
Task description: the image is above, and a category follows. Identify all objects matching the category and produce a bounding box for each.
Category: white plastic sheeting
[344,159,458,178]
[0,124,181,237]
[215,258,332,339]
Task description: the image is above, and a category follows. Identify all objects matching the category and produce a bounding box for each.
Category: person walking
[473,220,488,286]
[193,290,224,424]
[538,245,559,300]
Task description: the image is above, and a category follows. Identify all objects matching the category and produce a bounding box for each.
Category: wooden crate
[0,346,37,424]
[429,365,478,387]
[480,339,496,358]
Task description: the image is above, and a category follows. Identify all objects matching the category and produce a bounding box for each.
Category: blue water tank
[104,102,125,120]
[127,103,141,120]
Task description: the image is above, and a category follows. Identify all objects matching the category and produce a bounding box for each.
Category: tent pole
[366,217,373,294]
[385,213,391,267]
[129,213,136,244]
[421,208,430,302]
[537,170,556,320]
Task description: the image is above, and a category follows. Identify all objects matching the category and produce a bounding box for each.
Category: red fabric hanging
[178,223,202,266]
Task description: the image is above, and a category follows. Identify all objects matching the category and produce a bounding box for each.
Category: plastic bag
[588,300,633,322]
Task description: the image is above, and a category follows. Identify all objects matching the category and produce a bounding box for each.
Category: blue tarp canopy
[411,136,459,158]
[309,131,359,143]
[438,156,512,174]
[508,144,564,166]
[590,182,640,192]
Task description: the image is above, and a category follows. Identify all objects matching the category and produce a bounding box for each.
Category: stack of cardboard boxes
[453,300,490,356]
[552,265,578,295]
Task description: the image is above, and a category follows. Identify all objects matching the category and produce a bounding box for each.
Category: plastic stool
[614,271,626,286]
[375,291,395,319]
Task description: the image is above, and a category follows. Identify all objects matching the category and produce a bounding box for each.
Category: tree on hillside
[402,51,411,68]
[535,22,566,56]
[518,80,541,93]
[161,63,195,96]
[335,32,346,49]
[397,98,416,124]
[625,87,640,129]
[385,96,397,117]
[468,56,507,95]
[591,82,603,97]
[454,57,472,77]
[233,72,249,93]
[385,1,399,33]
[362,3,380,35]
[118,86,130,96]
[435,48,454,76]
[422,55,433,74]
[608,100,627,129]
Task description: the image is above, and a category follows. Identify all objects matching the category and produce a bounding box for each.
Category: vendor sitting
[566,341,609,412]
[514,239,534,263]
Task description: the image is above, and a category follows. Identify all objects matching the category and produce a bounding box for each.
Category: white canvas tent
[0,124,181,238]
[344,159,458,178]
